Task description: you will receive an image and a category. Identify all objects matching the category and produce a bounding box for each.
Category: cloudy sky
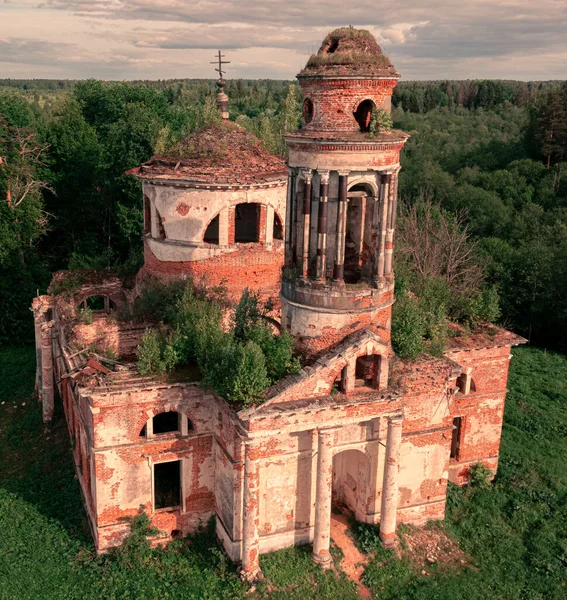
[1,1,566,81]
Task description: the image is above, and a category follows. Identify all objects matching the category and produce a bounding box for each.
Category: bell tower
[282,27,409,357]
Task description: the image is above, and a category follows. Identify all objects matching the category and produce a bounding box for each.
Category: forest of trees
[1,78,566,351]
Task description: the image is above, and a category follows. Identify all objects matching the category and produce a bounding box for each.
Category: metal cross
[210,50,230,79]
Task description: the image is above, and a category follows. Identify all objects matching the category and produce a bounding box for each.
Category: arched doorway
[332,449,370,520]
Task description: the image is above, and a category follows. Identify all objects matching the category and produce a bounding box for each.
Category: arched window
[273,212,283,240]
[139,411,193,439]
[303,98,314,124]
[354,99,376,132]
[354,355,382,390]
[235,203,261,243]
[78,296,116,313]
[204,214,220,244]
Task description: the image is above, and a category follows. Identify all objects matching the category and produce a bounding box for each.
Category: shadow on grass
[0,347,92,545]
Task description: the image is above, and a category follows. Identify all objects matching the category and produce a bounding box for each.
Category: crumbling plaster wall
[89,383,227,550]
[445,345,514,484]
[144,182,286,252]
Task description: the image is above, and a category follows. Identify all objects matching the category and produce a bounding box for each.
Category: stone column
[301,171,312,278]
[312,428,334,568]
[227,206,236,245]
[258,205,267,244]
[333,173,349,281]
[33,306,42,393]
[315,171,330,281]
[384,170,399,276]
[40,320,54,423]
[266,205,275,246]
[376,173,391,280]
[219,207,229,246]
[241,441,261,581]
[379,414,403,548]
[284,169,295,264]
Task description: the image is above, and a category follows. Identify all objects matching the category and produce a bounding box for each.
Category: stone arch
[332,449,371,520]
[345,181,377,282]
[136,408,194,440]
[74,285,126,315]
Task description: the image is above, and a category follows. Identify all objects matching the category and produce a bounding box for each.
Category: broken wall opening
[78,296,116,313]
[355,355,382,390]
[354,99,376,132]
[204,214,220,244]
[273,212,284,240]
[235,203,260,243]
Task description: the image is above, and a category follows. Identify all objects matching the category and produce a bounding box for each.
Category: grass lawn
[0,346,566,599]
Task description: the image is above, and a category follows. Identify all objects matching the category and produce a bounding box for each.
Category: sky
[0,0,566,81]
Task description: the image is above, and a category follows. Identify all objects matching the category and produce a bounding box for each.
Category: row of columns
[285,168,400,283]
[239,414,404,580]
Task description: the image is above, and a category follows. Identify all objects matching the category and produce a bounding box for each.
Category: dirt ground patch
[397,523,469,573]
[330,511,371,599]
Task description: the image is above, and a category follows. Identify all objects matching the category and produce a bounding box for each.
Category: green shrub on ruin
[391,293,425,359]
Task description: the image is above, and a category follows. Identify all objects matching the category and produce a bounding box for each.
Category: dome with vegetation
[299,27,399,77]
[131,121,287,185]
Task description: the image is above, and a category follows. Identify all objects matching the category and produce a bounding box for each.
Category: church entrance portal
[332,449,370,521]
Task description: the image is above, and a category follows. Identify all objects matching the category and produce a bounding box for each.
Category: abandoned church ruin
[32,28,525,581]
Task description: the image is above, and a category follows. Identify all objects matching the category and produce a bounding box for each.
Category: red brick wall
[299,78,398,133]
[141,238,283,301]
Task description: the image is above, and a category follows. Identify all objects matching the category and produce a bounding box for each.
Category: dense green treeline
[0,79,566,350]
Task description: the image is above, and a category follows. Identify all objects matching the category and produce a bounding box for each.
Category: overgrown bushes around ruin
[136,282,300,407]
[391,201,501,360]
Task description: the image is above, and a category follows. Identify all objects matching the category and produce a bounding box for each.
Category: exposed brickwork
[298,79,398,133]
[141,237,283,300]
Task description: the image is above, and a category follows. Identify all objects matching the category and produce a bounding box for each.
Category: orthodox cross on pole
[210,50,230,80]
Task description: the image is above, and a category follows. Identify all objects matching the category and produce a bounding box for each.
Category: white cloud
[0,1,566,79]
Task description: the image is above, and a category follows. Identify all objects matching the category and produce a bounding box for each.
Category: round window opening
[303,98,314,124]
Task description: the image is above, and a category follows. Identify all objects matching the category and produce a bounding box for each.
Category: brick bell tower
[282,27,409,357]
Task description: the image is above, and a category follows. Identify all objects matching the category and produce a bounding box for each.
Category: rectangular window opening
[154,460,181,510]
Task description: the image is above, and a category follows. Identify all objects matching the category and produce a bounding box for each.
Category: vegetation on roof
[134,279,300,407]
[303,27,395,74]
